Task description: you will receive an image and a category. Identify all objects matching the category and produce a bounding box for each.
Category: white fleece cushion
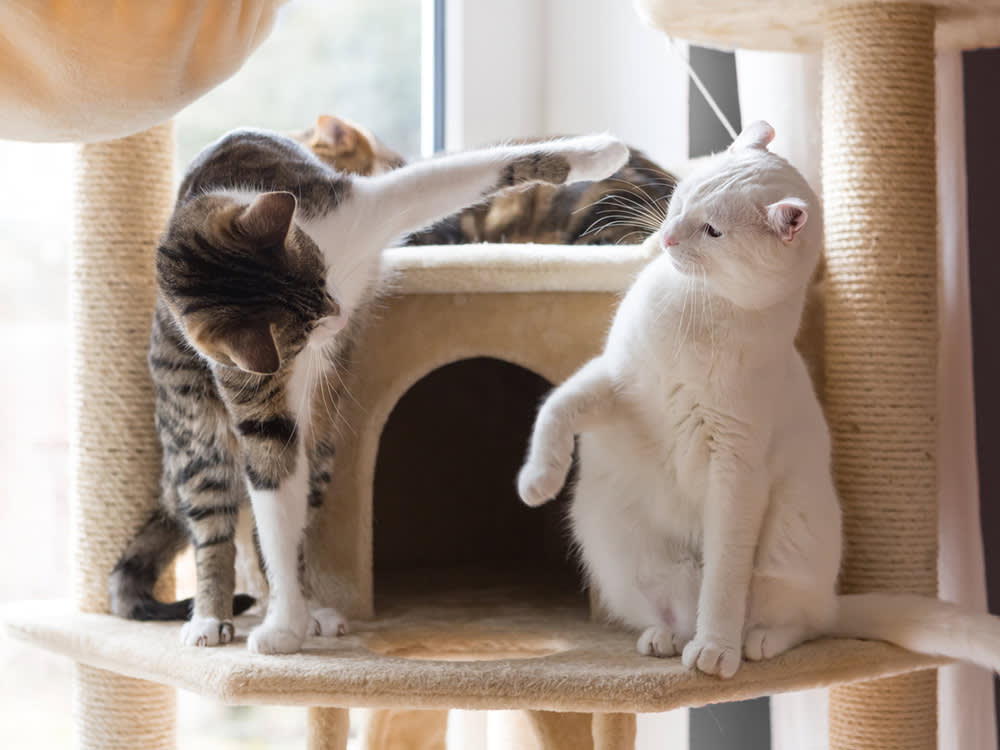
[0,0,287,142]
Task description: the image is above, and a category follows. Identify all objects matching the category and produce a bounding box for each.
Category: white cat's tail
[831,593,1000,672]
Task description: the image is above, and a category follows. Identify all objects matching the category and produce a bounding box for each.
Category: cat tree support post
[69,122,178,749]
[822,6,939,748]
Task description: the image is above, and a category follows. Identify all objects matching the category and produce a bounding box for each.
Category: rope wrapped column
[822,5,938,749]
[69,121,177,749]
[308,707,351,750]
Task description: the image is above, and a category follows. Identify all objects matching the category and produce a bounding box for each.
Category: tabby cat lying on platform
[290,114,677,246]
[109,126,629,655]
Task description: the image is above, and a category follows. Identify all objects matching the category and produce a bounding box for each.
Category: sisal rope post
[307,707,351,750]
[69,121,178,749]
[821,5,939,749]
[592,713,637,750]
[527,711,595,750]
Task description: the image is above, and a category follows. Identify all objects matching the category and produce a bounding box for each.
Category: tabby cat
[108,126,629,654]
[292,115,677,246]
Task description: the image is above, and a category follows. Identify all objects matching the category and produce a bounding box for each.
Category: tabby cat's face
[156,191,340,374]
[288,114,406,176]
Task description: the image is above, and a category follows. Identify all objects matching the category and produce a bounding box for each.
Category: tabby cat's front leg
[175,464,243,647]
[359,135,630,248]
[241,430,312,654]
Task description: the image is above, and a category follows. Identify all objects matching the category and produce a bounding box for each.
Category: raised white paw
[517,456,569,507]
[310,607,349,638]
[247,623,306,655]
[682,636,742,679]
[637,626,688,658]
[743,626,807,662]
[180,616,234,648]
[562,135,630,183]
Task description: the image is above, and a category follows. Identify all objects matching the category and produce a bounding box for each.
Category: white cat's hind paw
[180,616,234,647]
[743,625,808,662]
[248,623,306,655]
[310,607,349,638]
[682,636,742,679]
[517,458,568,507]
[637,626,687,658]
[561,135,629,183]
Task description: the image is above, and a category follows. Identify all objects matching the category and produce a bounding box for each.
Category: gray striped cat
[109,127,628,654]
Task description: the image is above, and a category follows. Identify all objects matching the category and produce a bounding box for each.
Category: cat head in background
[659,120,822,310]
[157,191,341,375]
[288,114,406,176]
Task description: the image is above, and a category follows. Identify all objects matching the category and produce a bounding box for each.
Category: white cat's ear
[729,120,775,153]
[767,198,808,242]
[236,191,296,246]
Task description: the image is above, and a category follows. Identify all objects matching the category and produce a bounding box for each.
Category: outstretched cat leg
[359,135,630,249]
[518,356,619,506]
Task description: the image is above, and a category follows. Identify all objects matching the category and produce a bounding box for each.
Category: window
[0,1,423,747]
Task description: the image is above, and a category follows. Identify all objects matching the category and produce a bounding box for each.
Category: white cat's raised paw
[682,636,741,679]
[180,616,234,647]
[638,626,687,658]
[310,607,349,638]
[561,135,630,183]
[517,458,568,507]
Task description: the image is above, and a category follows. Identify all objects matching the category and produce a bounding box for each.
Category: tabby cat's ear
[220,321,280,375]
[235,191,297,247]
[767,198,809,242]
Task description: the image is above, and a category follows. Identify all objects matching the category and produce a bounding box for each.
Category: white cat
[518,121,1000,678]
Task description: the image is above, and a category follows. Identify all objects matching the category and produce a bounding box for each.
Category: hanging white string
[664,36,738,141]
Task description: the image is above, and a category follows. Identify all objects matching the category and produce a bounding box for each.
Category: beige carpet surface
[5,593,944,713]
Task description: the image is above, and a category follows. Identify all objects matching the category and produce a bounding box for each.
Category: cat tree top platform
[634,0,1000,52]
[4,581,945,713]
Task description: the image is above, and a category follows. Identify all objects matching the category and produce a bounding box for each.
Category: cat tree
[4,1,1000,749]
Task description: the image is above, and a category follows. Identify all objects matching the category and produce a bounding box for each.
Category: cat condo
[5,1,1000,749]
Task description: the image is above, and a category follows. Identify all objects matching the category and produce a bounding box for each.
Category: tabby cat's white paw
[682,636,742,679]
[562,135,629,183]
[310,607,349,637]
[248,623,306,654]
[517,457,569,507]
[180,616,234,647]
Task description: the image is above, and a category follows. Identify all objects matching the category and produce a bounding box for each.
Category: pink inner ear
[768,200,808,242]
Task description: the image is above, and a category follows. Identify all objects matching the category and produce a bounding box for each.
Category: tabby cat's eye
[704,223,722,238]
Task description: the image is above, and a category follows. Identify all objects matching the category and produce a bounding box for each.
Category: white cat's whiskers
[701,268,716,358]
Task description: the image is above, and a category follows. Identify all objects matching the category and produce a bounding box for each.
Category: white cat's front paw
[562,135,629,183]
[248,622,306,655]
[637,626,687,658]
[682,636,742,679]
[310,607,349,638]
[180,616,234,647]
[517,457,568,507]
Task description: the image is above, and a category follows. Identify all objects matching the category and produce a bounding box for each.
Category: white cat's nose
[662,233,680,248]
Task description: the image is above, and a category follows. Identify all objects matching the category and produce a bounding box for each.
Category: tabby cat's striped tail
[108,509,255,621]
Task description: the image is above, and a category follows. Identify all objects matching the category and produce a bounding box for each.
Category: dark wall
[687,47,770,750]
[964,47,1000,743]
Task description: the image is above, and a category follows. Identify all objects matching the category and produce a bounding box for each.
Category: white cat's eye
[704,223,722,238]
